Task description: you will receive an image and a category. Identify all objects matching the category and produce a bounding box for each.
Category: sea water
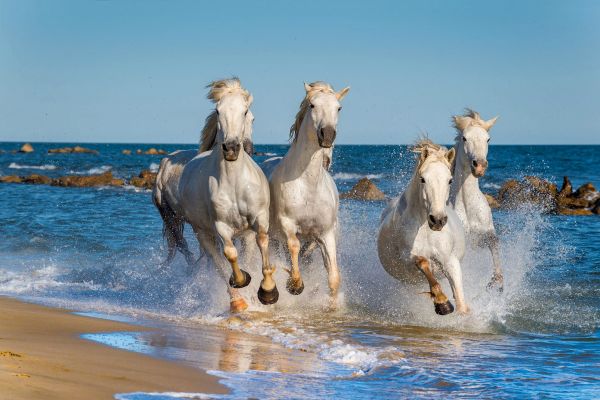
[0,143,598,399]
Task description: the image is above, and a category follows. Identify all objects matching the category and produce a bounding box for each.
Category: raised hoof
[286,277,305,295]
[434,301,454,315]
[229,269,251,289]
[230,298,248,313]
[257,285,279,305]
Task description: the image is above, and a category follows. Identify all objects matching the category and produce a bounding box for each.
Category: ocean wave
[8,162,57,170]
[333,172,383,180]
[481,182,501,190]
[149,162,160,173]
[70,165,112,175]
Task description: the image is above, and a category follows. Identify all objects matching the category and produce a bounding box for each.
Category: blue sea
[0,142,599,399]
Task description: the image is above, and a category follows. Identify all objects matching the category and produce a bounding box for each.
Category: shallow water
[1,142,599,398]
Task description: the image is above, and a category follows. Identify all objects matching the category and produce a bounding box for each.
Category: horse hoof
[229,270,251,288]
[286,278,304,295]
[230,298,248,313]
[434,301,454,315]
[257,285,279,305]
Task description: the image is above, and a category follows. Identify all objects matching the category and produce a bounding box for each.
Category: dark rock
[558,208,593,216]
[19,143,34,153]
[592,199,600,215]
[22,174,52,185]
[340,178,386,201]
[129,170,157,189]
[51,171,114,187]
[558,176,572,197]
[497,176,557,211]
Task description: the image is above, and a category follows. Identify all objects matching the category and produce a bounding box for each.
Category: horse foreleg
[215,222,251,290]
[486,233,504,292]
[283,227,304,296]
[441,257,469,314]
[195,230,248,313]
[414,256,454,315]
[317,229,341,308]
[255,226,278,305]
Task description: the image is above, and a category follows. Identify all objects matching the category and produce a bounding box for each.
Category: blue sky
[1,0,598,144]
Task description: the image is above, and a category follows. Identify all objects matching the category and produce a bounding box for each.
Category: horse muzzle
[470,159,488,177]
[428,214,448,231]
[318,126,336,148]
[222,141,241,161]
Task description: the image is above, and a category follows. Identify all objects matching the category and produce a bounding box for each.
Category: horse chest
[281,181,336,231]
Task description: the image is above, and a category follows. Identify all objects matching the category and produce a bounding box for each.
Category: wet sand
[0,296,226,400]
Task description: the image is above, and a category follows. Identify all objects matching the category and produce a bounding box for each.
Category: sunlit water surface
[0,143,599,399]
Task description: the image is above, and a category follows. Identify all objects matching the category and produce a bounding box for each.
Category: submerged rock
[19,143,34,153]
[340,178,386,201]
[22,174,52,185]
[129,170,157,189]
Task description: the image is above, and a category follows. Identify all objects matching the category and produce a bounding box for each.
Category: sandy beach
[0,296,226,400]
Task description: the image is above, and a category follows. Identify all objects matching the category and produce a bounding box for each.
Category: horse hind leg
[255,227,279,305]
[484,233,504,292]
[414,256,454,315]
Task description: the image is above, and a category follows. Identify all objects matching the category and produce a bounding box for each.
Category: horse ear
[446,148,456,164]
[453,115,471,132]
[336,86,350,101]
[304,82,312,93]
[483,116,499,131]
[247,94,254,106]
[419,147,429,163]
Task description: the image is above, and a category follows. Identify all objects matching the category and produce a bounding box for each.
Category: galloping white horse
[155,78,275,313]
[269,81,350,306]
[153,87,254,268]
[450,109,503,290]
[378,141,469,315]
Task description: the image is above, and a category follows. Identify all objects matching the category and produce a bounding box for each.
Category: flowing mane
[452,108,488,142]
[199,78,252,152]
[412,139,452,173]
[289,81,336,142]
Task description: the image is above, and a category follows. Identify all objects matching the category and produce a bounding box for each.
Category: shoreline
[0,296,226,399]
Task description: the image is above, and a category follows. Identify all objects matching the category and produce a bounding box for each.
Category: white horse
[450,109,503,290]
[378,140,469,315]
[155,78,275,313]
[269,81,349,306]
[153,91,254,268]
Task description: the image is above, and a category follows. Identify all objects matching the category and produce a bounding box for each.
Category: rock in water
[129,170,157,189]
[340,178,386,201]
[484,193,500,208]
[51,171,114,187]
[497,176,557,212]
[122,149,132,155]
[0,175,23,183]
[19,143,34,153]
[22,174,52,185]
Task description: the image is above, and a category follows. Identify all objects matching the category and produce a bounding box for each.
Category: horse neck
[451,142,481,201]
[285,115,327,179]
[214,148,247,181]
[403,173,428,222]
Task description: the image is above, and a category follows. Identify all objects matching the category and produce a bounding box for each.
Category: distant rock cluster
[122,148,168,155]
[0,170,157,189]
[9,143,170,156]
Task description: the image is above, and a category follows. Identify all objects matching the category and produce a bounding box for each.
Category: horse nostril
[472,160,478,167]
[222,143,228,151]
[429,215,436,224]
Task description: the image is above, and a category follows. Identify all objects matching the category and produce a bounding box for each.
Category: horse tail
[152,162,194,266]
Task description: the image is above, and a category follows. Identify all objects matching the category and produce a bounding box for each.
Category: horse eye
[215,109,219,115]
[420,177,425,184]
[449,179,453,185]
[310,104,315,109]
[462,136,467,142]
[244,110,248,116]
[487,138,490,143]
[338,106,342,112]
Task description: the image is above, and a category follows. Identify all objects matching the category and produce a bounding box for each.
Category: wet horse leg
[485,233,504,291]
[414,256,454,315]
[195,229,247,313]
[282,219,304,295]
[440,257,469,314]
[214,221,251,290]
[317,229,341,308]
[255,220,278,305]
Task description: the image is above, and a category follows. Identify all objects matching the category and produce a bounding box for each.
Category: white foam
[115,392,215,400]
[69,165,112,175]
[333,172,383,180]
[482,182,501,190]
[8,162,57,170]
[149,162,160,173]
